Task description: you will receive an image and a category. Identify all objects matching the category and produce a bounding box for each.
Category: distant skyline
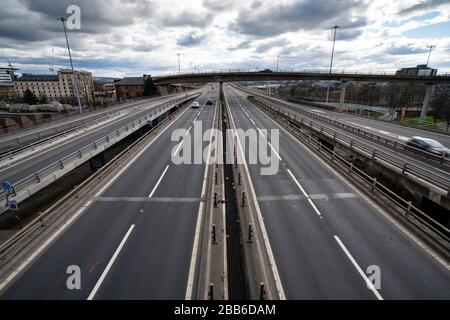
[1,0,450,77]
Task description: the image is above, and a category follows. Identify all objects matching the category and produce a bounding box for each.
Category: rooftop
[17,74,58,82]
[114,77,144,85]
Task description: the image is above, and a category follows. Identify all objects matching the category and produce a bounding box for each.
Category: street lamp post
[59,17,82,114]
[177,53,181,74]
[276,55,280,72]
[426,45,435,67]
[326,25,340,103]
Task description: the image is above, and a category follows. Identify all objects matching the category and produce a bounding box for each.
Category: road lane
[226,85,450,299]
[0,92,202,185]
[0,90,218,299]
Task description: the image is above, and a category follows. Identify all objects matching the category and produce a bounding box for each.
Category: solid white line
[87,224,135,300]
[185,125,192,136]
[286,169,321,216]
[251,90,450,270]
[257,128,266,138]
[148,165,170,198]
[185,100,218,300]
[268,142,282,161]
[250,118,256,125]
[225,91,286,299]
[94,104,194,197]
[333,235,383,300]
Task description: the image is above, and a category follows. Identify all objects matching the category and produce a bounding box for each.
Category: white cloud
[0,0,449,77]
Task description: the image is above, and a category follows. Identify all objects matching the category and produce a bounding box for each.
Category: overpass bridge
[153,69,450,85]
[0,81,449,300]
[153,69,450,121]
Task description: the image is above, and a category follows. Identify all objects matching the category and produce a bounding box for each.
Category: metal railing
[242,89,450,167]
[0,90,203,152]
[250,96,450,193]
[0,111,122,161]
[0,93,199,208]
[155,68,450,78]
[279,113,450,254]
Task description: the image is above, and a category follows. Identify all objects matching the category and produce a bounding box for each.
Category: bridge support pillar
[419,83,435,124]
[159,85,169,96]
[339,81,348,112]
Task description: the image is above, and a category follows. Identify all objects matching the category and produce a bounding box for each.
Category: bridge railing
[0,93,200,213]
[240,90,450,192]
[155,69,450,78]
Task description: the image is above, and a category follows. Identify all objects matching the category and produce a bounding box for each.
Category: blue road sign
[7,200,18,211]
[1,181,12,193]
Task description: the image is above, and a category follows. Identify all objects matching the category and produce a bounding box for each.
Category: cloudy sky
[1,0,450,77]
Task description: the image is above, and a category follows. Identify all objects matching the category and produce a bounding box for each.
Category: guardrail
[0,109,121,152]
[271,109,450,257]
[155,68,450,78]
[248,95,450,193]
[0,90,203,152]
[237,86,450,167]
[0,111,122,162]
[0,92,200,213]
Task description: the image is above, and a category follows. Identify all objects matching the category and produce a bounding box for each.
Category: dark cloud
[0,0,154,43]
[133,43,159,52]
[228,40,252,50]
[177,32,207,47]
[229,0,368,37]
[329,28,363,41]
[399,0,449,15]
[160,10,214,28]
[255,38,289,53]
[385,45,428,55]
[203,0,235,11]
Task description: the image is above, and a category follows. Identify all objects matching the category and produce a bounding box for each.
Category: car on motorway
[206,99,213,105]
[259,69,273,73]
[191,101,200,108]
[406,136,450,157]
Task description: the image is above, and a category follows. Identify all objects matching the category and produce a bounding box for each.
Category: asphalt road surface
[226,85,450,299]
[0,89,218,299]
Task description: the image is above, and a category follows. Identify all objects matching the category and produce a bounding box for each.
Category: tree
[143,77,157,96]
[39,94,49,104]
[432,93,450,125]
[23,88,38,105]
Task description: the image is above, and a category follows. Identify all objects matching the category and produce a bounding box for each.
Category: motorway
[0,91,201,187]
[0,89,217,299]
[241,88,450,190]
[226,85,450,299]
[268,93,450,148]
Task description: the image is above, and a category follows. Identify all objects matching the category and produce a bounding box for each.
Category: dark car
[259,69,273,73]
[406,136,450,157]
[206,99,213,105]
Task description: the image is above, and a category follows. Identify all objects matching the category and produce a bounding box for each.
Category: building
[0,66,18,101]
[0,66,17,83]
[114,76,146,101]
[14,69,95,105]
[94,80,116,104]
[396,64,438,76]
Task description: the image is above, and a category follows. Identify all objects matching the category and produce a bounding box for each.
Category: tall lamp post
[326,25,340,103]
[426,45,435,67]
[59,17,82,114]
[177,53,181,74]
[276,55,280,72]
